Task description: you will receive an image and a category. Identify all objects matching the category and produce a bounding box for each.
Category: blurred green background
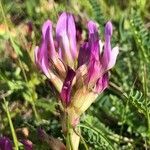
[0,0,150,149]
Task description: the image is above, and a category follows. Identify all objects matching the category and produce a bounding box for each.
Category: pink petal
[94,73,109,93]
[42,20,51,39]
[56,12,77,68]
[105,21,113,36]
[88,21,98,35]
[42,20,56,60]
[38,32,50,77]
[101,21,119,71]
[35,20,57,78]
[87,21,100,61]
[87,55,101,86]
[107,46,119,70]
[101,21,113,69]
[86,21,101,86]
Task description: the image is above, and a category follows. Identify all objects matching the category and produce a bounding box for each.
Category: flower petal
[42,20,57,61]
[88,21,98,35]
[102,21,119,70]
[69,87,98,117]
[76,64,88,88]
[42,20,51,39]
[38,38,50,77]
[43,21,66,77]
[77,42,90,67]
[107,46,119,70]
[102,21,113,69]
[86,21,101,86]
[87,56,101,87]
[60,67,76,106]
[49,71,63,93]
[105,21,113,36]
[94,73,109,93]
[35,20,57,78]
[0,137,12,150]
[56,12,77,68]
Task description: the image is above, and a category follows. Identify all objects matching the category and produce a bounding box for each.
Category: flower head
[0,137,33,150]
[21,139,33,150]
[0,137,12,150]
[35,12,119,124]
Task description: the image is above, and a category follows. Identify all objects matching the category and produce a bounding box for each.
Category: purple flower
[0,137,12,150]
[0,137,33,150]
[35,12,119,117]
[56,13,78,68]
[21,139,33,150]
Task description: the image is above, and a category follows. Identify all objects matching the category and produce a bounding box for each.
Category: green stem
[143,66,150,135]
[32,103,40,122]
[3,98,19,150]
[66,113,74,150]
[78,131,88,150]
[18,59,28,82]
[63,112,80,150]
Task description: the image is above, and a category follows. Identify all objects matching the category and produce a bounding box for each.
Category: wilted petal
[0,137,12,150]
[60,67,76,106]
[56,12,77,68]
[94,73,109,93]
[75,64,88,88]
[69,87,98,118]
[49,71,63,93]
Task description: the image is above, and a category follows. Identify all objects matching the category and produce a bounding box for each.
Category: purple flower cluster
[0,137,32,150]
[35,12,118,109]
[0,137,12,150]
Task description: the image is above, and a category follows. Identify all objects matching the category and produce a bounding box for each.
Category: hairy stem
[62,111,80,150]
